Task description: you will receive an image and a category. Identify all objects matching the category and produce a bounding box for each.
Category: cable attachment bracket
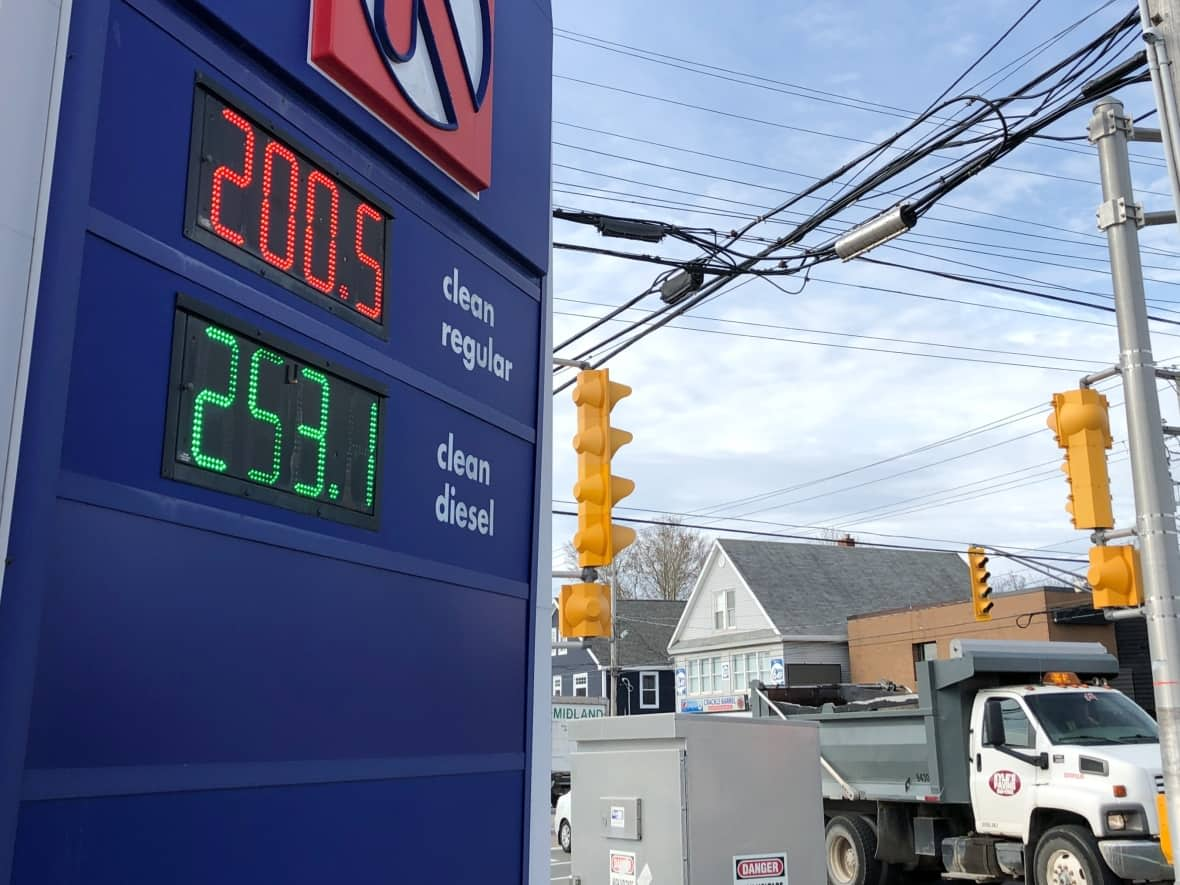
[1088,106,1134,143]
[1096,197,1145,231]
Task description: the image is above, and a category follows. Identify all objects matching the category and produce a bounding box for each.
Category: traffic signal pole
[1090,96,1180,869]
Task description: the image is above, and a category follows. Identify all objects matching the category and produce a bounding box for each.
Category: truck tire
[825,815,884,885]
[1033,824,1118,885]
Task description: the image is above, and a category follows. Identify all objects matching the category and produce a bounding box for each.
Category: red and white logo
[310,0,495,194]
[736,857,785,879]
[610,853,636,876]
[989,770,1022,796]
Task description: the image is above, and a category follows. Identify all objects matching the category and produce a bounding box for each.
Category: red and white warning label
[734,852,788,885]
[609,850,637,885]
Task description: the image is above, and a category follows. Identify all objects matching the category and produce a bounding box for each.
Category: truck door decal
[988,770,1022,796]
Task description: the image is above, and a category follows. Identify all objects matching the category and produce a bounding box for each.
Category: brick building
[847,586,1116,690]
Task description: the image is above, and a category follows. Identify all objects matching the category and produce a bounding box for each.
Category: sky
[545,1,1180,595]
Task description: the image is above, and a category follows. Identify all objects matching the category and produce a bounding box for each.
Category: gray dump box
[749,639,1121,806]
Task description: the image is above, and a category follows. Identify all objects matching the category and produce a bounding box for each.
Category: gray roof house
[586,599,686,670]
[552,599,685,715]
[666,538,967,713]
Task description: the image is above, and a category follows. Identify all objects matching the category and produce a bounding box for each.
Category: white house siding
[675,550,773,642]
[781,640,849,683]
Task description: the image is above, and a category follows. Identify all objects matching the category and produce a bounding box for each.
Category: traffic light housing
[571,369,636,568]
[968,545,993,621]
[1088,545,1143,609]
[1046,389,1114,530]
[558,582,612,638]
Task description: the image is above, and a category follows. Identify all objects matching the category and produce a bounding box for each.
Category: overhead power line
[552,73,1166,197]
[550,508,1087,565]
[552,121,1180,259]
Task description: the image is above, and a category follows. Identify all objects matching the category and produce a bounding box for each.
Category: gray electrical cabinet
[568,713,824,885]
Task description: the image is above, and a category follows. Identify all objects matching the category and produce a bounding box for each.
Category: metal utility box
[568,713,824,885]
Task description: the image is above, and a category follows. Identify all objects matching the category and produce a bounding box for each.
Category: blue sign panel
[0,0,550,880]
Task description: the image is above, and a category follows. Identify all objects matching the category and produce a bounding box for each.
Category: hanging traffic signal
[1046,389,1114,530]
[968,545,993,621]
[1088,545,1143,609]
[559,582,612,638]
[571,369,636,568]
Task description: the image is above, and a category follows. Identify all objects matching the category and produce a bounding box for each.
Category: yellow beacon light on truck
[1043,671,1083,687]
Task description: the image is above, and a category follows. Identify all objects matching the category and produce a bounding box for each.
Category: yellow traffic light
[968,545,993,621]
[559,582,612,638]
[571,369,636,568]
[1046,389,1114,530]
[1088,545,1143,609]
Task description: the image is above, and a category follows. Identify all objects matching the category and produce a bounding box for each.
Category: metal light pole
[1090,96,1180,870]
[610,578,618,717]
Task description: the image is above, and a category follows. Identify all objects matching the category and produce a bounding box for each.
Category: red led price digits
[209,109,254,246]
[304,171,339,294]
[259,141,298,271]
[203,105,386,325]
[354,204,384,320]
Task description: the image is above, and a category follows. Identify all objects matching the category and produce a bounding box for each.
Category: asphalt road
[550,818,571,884]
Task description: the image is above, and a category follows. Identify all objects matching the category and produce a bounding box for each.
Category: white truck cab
[750,640,1173,884]
[969,672,1167,880]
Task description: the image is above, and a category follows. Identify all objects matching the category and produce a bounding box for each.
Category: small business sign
[610,850,637,885]
[734,852,788,885]
[680,695,747,713]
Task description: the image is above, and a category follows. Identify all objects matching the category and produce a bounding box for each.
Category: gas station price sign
[185,83,392,335]
[164,297,385,528]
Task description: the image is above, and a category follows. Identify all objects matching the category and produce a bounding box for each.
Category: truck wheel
[1033,824,1118,885]
[825,815,883,885]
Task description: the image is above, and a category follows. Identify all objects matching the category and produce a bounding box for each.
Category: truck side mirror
[984,701,1006,747]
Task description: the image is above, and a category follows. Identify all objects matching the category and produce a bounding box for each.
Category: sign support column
[1090,96,1180,871]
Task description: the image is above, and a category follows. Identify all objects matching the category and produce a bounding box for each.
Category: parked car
[555,790,572,854]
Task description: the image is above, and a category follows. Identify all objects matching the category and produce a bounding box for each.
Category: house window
[912,641,937,680]
[551,627,566,655]
[688,659,701,694]
[758,651,772,682]
[640,672,659,709]
[701,657,714,692]
[714,589,736,629]
[573,673,588,697]
[732,654,747,691]
[553,675,562,696]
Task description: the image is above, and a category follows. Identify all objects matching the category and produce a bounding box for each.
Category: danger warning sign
[734,852,788,885]
[609,850,637,885]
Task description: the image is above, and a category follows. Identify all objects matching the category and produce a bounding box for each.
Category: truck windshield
[1024,691,1158,745]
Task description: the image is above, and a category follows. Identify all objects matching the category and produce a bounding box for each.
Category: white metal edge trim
[527,99,555,885]
[0,0,75,598]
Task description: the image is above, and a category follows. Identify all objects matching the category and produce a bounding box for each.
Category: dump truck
[749,639,1171,884]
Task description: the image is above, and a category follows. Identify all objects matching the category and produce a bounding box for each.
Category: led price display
[164,297,385,527]
[185,83,392,335]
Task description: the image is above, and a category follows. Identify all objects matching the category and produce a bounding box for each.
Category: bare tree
[565,516,709,601]
[562,538,642,599]
[993,572,1028,594]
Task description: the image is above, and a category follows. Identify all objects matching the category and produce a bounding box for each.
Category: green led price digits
[293,367,329,499]
[247,348,284,485]
[181,320,380,515]
[366,401,378,510]
[191,326,239,472]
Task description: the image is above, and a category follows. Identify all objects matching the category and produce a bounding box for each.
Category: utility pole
[609,579,619,717]
[1090,95,1180,871]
